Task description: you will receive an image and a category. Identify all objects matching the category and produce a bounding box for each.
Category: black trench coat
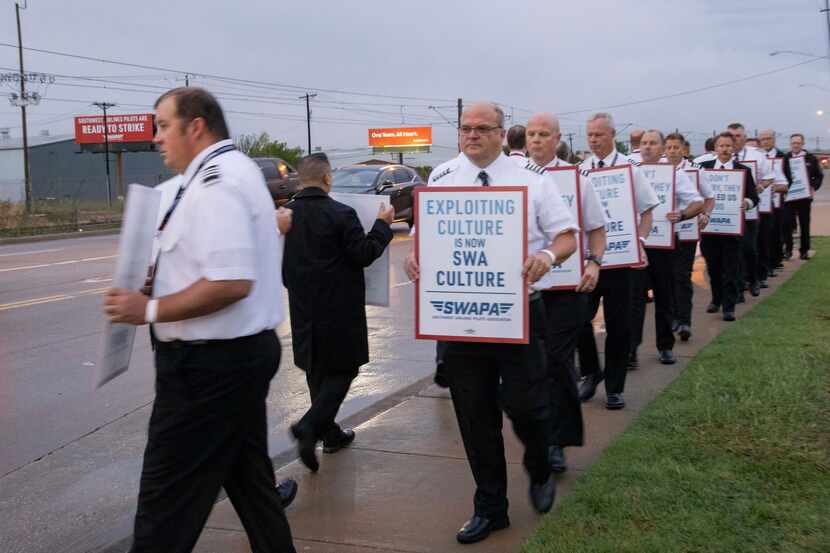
[282,187,393,375]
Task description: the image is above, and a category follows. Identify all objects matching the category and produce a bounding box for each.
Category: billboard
[74,113,155,144]
[368,126,432,153]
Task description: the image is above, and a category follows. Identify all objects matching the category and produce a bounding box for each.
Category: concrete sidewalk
[177,245,810,553]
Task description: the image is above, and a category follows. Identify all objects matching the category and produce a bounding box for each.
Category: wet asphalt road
[0,225,434,553]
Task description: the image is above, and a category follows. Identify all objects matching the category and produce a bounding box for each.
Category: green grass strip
[524,237,830,553]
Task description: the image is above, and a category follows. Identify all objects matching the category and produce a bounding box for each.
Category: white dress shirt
[508,151,527,168]
[677,159,714,200]
[151,139,285,341]
[673,167,704,211]
[578,150,660,215]
[628,150,642,163]
[428,153,578,275]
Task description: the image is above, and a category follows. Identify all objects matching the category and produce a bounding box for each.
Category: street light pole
[93,101,116,208]
[15,1,32,213]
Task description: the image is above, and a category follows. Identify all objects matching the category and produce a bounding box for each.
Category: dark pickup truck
[253,157,300,206]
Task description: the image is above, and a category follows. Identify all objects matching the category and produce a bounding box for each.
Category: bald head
[758,129,776,151]
[630,128,645,149]
[527,112,563,166]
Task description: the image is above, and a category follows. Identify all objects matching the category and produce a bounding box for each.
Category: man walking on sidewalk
[783,133,824,260]
[405,102,578,545]
[284,153,394,472]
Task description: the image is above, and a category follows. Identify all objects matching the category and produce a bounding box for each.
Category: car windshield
[331,168,379,189]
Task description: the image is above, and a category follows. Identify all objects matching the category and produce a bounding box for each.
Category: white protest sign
[741,160,759,221]
[543,167,583,290]
[701,169,745,236]
[678,169,701,241]
[96,184,161,388]
[415,187,528,343]
[786,156,811,202]
[331,192,391,307]
[640,163,676,249]
[584,165,642,268]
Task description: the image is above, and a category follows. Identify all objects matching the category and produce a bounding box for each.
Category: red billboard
[74,113,154,144]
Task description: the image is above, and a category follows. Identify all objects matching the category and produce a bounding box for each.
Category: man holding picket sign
[698,132,759,322]
[404,102,578,545]
[783,133,824,260]
[631,131,702,365]
[526,111,607,474]
[575,113,659,411]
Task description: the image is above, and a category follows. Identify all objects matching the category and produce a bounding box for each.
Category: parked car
[253,157,300,206]
[330,164,422,227]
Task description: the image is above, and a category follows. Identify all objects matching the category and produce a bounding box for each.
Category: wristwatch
[585,254,603,267]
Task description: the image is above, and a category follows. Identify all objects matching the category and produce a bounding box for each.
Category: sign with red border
[640,163,677,249]
[583,165,642,268]
[542,167,584,290]
[701,169,746,236]
[677,170,701,241]
[414,186,529,344]
[74,113,154,144]
[785,155,811,202]
[741,159,759,221]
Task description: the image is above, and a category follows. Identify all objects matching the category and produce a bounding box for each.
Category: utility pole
[299,92,317,154]
[15,1,32,213]
[185,73,190,87]
[457,98,463,152]
[823,0,830,73]
[565,132,575,154]
[93,101,116,207]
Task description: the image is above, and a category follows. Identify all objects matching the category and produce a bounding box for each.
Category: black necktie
[478,171,490,186]
[597,160,605,168]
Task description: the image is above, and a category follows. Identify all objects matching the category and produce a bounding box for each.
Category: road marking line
[0,247,64,258]
[0,287,109,311]
[0,254,116,273]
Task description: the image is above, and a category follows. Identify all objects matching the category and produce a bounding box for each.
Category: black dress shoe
[290,424,319,472]
[433,365,450,388]
[626,350,639,370]
[605,393,625,410]
[548,445,567,473]
[659,350,676,365]
[760,279,769,289]
[456,515,510,544]
[277,478,298,509]
[323,428,355,454]
[578,375,601,402]
[736,294,745,304]
[706,303,721,313]
[800,252,811,260]
[723,311,736,322]
[671,320,679,333]
[785,250,793,260]
[678,324,691,342]
[530,474,556,513]
[750,283,760,297]
[775,262,784,269]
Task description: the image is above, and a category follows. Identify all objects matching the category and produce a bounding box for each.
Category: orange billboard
[368,127,432,149]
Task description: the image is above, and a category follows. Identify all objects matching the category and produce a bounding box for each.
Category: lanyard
[157,144,235,232]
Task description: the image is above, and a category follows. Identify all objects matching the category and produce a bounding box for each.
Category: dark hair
[154,87,230,140]
[555,141,570,161]
[665,132,686,144]
[790,133,805,141]
[715,131,735,145]
[506,125,526,150]
[726,122,745,131]
[297,152,331,184]
[704,137,715,152]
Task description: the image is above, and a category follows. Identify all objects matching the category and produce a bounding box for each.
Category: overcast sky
[1,0,830,165]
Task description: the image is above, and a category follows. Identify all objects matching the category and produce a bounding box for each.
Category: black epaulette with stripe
[430,166,454,183]
[579,168,592,177]
[200,164,221,185]
[523,161,545,175]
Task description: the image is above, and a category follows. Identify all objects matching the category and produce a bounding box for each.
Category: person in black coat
[283,153,395,472]
[782,133,824,260]
[698,132,759,322]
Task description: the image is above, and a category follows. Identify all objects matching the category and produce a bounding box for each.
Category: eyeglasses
[459,125,502,135]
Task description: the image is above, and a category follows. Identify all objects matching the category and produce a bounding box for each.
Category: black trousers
[672,240,697,327]
[700,235,741,312]
[297,369,355,444]
[742,219,759,286]
[131,331,295,553]
[772,207,785,265]
[632,248,676,352]
[784,198,812,255]
[445,298,551,519]
[577,268,633,395]
[758,214,774,280]
[541,290,586,448]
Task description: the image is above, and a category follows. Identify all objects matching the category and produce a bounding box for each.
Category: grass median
[524,237,830,553]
